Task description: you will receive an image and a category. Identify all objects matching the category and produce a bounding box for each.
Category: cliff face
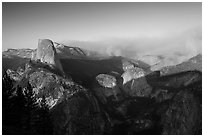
[36,39,63,72]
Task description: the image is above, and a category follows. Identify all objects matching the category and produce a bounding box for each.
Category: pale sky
[2,2,202,51]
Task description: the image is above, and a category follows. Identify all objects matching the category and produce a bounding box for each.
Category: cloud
[61,26,201,66]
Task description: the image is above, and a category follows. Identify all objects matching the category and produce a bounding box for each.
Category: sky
[2,2,202,58]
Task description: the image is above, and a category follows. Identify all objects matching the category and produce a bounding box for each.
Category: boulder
[94,74,124,104]
[96,74,117,88]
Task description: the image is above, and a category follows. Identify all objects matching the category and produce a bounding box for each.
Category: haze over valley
[2,2,202,135]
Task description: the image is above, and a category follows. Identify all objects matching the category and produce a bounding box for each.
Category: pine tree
[2,71,14,133]
[2,71,13,97]
[34,95,53,134]
[22,82,37,134]
[3,74,53,134]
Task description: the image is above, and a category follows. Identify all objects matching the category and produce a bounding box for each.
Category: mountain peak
[36,39,64,72]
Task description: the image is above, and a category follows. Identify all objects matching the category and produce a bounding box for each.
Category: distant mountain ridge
[3,42,201,76]
[160,54,202,75]
[3,41,108,60]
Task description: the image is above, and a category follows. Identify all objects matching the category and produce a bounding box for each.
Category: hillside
[2,39,202,135]
[160,54,202,75]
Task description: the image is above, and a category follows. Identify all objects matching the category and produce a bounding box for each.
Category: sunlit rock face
[121,59,146,85]
[36,39,63,72]
[28,70,73,108]
[5,58,86,110]
[36,39,55,64]
[96,74,117,88]
[6,69,22,81]
[121,67,145,85]
[15,65,86,109]
[93,74,125,105]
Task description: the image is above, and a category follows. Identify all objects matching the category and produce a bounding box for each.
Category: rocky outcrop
[120,58,148,85]
[2,39,202,135]
[121,67,146,85]
[6,69,22,81]
[96,74,117,88]
[93,74,125,104]
[36,39,63,72]
[3,61,109,134]
[123,77,152,97]
[8,62,85,109]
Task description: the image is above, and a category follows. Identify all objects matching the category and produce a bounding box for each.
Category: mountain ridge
[2,39,202,135]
